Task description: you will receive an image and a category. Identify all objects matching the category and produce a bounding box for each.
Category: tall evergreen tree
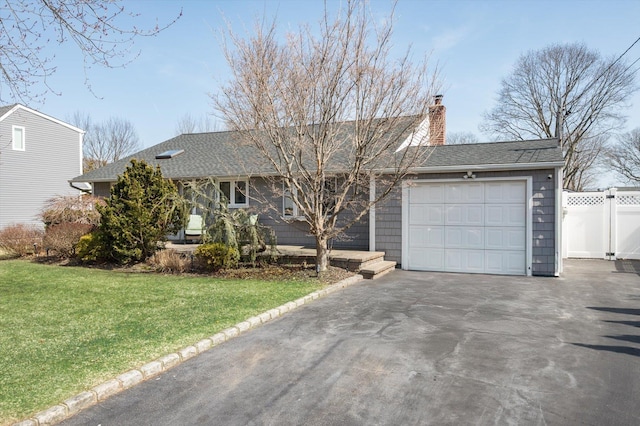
[97,159,186,264]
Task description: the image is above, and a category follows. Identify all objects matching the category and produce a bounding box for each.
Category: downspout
[555,165,563,276]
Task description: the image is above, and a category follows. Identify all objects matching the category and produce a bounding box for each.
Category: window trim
[283,185,302,219]
[12,125,25,151]
[218,178,249,208]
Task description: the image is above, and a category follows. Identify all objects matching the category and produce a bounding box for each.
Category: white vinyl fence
[562,188,640,260]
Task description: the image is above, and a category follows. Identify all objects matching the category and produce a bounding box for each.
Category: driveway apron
[60,259,640,426]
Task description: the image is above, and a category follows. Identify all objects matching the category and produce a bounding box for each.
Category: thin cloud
[431,26,471,52]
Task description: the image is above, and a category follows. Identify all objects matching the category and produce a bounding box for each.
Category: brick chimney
[429,94,446,146]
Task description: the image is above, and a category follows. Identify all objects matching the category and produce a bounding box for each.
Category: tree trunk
[315,236,329,273]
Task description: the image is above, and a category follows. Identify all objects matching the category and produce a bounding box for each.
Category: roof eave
[392,161,565,174]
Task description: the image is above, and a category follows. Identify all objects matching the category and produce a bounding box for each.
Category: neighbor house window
[219,179,248,207]
[12,126,25,151]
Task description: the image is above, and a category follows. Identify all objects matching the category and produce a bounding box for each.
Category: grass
[0,259,323,424]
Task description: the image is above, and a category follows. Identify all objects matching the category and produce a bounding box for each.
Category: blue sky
[30,0,640,185]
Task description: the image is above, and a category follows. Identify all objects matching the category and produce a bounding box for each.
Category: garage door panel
[485,181,525,203]
[446,249,485,273]
[409,225,444,247]
[485,205,525,227]
[445,227,483,249]
[408,248,444,270]
[446,204,483,225]
[410,205,444,225]
[486,228,525,250]
[445,183,483,204]
[410,183,444,203]
[485,251,525,275]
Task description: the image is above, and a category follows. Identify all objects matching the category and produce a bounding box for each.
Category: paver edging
[13,273,364,426]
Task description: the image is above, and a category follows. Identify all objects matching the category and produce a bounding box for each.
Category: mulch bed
[28,255,357,285]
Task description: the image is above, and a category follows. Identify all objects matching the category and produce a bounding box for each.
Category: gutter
[72,161,566,184]
[381,161,566,174]
[69,181,92,194]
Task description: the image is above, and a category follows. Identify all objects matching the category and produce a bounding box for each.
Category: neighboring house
[0,104,84,229]
[71,103,564,277]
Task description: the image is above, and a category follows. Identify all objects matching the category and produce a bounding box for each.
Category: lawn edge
[12,274,364,426]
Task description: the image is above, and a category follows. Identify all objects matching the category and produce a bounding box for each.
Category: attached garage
[372,138,565,277]
[402,179,530,275]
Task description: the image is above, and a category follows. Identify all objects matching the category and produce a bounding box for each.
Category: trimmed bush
[0,224,44,257]
[43,223,94,258]
[195,242,240,272]
[75,232,105,262]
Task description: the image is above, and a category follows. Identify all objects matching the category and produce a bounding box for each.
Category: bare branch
[0,0,181,103]
[214,0,440,270]
[480,43,638,190]
[605,128,640,184]
[68,113,141,172]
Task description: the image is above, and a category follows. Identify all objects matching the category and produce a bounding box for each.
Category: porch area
[164,243,396,279]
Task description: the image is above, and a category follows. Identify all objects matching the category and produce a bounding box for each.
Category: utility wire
[566,35,640,113]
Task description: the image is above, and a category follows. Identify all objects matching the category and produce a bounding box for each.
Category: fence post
[607,188,617,260]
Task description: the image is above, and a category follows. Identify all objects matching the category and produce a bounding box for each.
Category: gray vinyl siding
[374,169,557,276]
[0,108,82,229]
[250,177,369,250]
[374,185,403,263]
[93,182,112,198]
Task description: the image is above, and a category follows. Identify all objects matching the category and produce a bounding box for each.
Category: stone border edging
[13,274,364,426]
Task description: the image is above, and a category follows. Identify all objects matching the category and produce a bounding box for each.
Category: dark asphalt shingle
[71,123,563,183]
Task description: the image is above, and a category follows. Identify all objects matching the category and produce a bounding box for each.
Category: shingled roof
[411,138,562,170]
[71,126,563,183]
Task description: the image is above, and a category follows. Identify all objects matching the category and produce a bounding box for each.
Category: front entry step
[360,260,397,279]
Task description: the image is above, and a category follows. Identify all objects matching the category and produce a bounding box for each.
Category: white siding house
[0,104,84,229]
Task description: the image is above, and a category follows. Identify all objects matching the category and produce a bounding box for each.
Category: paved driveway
[61,259,640,426]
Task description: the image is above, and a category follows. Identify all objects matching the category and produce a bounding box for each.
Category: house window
[322,177,337,216]
[12,126,25,151]
[283,187,299,218]
[219,179,248,207]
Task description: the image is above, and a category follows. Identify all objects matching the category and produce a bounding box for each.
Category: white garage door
[406,181,527,275]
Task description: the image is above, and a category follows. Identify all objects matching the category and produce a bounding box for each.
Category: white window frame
[12,125,25,151]
[218,178,249,208]
[283,185,302,219]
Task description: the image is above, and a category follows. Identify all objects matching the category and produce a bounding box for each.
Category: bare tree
[174,113,220,135]
[605,128,640,183]
[69,114,141,172]
[0,0,181,103]
[481,43,637,191]
[214,0,440,271]
[447,131,479,145]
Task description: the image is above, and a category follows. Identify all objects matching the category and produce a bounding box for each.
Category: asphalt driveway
[60,259,640,425]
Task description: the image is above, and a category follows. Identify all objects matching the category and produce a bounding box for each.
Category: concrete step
[360,260,397,279]
[331,251,385,272]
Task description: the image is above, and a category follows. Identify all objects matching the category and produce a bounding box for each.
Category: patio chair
[184,214,205,243]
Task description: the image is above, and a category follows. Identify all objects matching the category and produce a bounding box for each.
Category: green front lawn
[0,260,322,424]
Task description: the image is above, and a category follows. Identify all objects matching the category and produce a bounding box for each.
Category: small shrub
[195,242,240,272]
[149,249,191,273]
[43,223,94,258]
[75,232,106,262]
[0,224,44,257]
